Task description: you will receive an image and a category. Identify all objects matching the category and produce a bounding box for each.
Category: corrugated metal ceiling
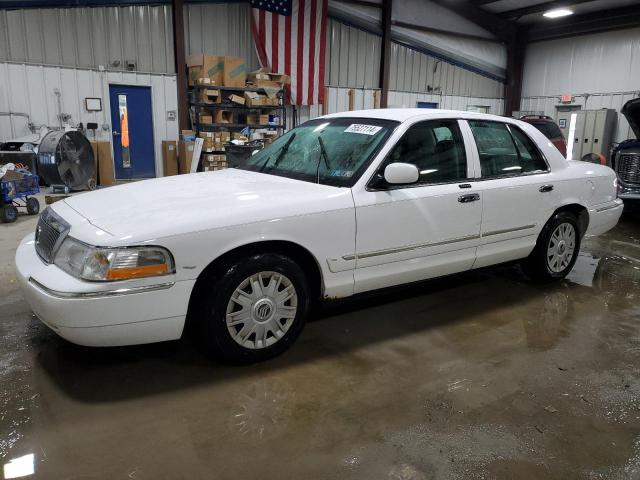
[481,0,640,23]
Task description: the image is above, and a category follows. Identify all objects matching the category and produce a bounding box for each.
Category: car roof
[322,108,509,124]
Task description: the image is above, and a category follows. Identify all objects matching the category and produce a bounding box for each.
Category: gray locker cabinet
[559,109,617,161]
[573,113,587,160]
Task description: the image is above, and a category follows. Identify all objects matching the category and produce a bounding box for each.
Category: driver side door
[351,119,482,294]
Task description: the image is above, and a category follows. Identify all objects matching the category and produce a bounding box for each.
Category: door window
[469,120,548,177]
[385,120,467,184]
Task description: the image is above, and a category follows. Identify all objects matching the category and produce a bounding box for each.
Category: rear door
[351,119,482,294]
[465,120,559,268]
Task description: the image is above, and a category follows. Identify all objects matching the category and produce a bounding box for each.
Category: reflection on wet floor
[1,210,640,478]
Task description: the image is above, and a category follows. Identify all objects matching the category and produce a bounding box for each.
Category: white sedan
[16,109,623,363]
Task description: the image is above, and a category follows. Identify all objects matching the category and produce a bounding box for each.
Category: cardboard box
[229,94,245,105]
[178,141,195,174]
[161,141,179,176]
[244,91,269,106]
[247,114,269,125]
[214,110,233,124]
[181,129,196,141]
[248,67,290,88]
[89,141,99,186]
[202,152,227,171]
[222,56,247,87]
[188,54,247,87]
[87,141,113,186]
[199,88,221,104]
[198,113,213,124]
[186,54,223,86]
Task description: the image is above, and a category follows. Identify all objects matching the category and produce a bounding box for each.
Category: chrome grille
[617,153,640,185]
[35,208,70,263]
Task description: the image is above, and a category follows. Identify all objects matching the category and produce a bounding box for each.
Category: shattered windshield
[238,118,397,187]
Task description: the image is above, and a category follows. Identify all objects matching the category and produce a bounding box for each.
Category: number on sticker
[344,124,383,135]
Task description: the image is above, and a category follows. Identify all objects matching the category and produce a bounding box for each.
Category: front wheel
[197,253,310,364]
[26,197,40,215]
[522,211,581,282]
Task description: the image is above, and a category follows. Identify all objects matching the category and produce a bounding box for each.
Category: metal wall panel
[0,5,174,73]
[388,90,504,115]
[292,87,505,122]
[521,28,640,144]
[389,42,504,98]
[327,19,380,88]
[522,27,640,97]
[0,62,179,177]
[184,3,260,70]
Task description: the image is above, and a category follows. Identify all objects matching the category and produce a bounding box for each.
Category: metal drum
[37,130,96,191]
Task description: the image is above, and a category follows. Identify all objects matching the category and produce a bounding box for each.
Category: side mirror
[384,163,419,185]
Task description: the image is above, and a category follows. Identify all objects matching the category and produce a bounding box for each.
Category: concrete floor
[2,197,640,479]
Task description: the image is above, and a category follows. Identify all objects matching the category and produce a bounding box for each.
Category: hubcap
[226,271,298,350]
[547,222,576,273]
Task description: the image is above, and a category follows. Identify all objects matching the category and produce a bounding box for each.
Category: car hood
[62,169,351,242]
[622,98,640,139]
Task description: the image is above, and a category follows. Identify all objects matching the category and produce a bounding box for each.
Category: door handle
[458,193,480,203]
[539,185,554,193]
[458,183,472,189]
[113,131,120,136]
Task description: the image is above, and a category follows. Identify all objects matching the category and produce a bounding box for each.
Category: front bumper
[618,184,640,200]
[15,234,195,347]
[585,199,624,237]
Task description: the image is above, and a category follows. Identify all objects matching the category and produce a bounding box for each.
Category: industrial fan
[37,130,96,191]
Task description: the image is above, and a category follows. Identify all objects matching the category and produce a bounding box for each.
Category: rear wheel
[523,211,581,282]
[1,204,18,223]
[196,253,310,364]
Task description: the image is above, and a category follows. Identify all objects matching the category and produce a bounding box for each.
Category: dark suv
[519,115,567,158]
[612,99,640,200]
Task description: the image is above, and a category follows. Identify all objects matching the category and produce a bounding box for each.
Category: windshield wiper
[259,132,296,172]
[316,136,332,183]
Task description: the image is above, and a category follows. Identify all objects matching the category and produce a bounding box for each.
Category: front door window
[384,119,468,185]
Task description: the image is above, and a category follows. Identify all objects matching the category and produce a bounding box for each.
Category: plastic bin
[224,142,264,168]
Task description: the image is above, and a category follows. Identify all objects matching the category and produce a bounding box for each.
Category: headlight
[54,237,174,281]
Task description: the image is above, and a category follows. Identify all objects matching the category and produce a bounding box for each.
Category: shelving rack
[189,85,286,136]
[187,85,286,171]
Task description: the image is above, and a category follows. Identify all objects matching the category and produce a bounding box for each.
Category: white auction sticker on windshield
[344,124,383,135]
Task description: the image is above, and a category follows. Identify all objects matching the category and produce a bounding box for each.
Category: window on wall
[385,119,467,184]
[468,121,548,177]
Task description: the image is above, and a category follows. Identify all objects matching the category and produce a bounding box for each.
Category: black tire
[1,204,18,223]
[26,197,40,215]
[522,211,581,282]
[195,252,310,364]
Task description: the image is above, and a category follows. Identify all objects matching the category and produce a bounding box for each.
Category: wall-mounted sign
[85,97,102,112]
[559,118,567,128]
[561,94,573,104]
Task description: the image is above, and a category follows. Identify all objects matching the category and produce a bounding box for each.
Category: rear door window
[468,120,548,177]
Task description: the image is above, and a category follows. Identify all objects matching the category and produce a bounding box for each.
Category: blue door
[109,85,156,179]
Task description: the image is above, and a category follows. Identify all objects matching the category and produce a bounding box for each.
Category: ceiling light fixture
[543,8,574,18]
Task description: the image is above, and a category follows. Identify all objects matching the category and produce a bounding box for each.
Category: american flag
[250,0,327,105]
